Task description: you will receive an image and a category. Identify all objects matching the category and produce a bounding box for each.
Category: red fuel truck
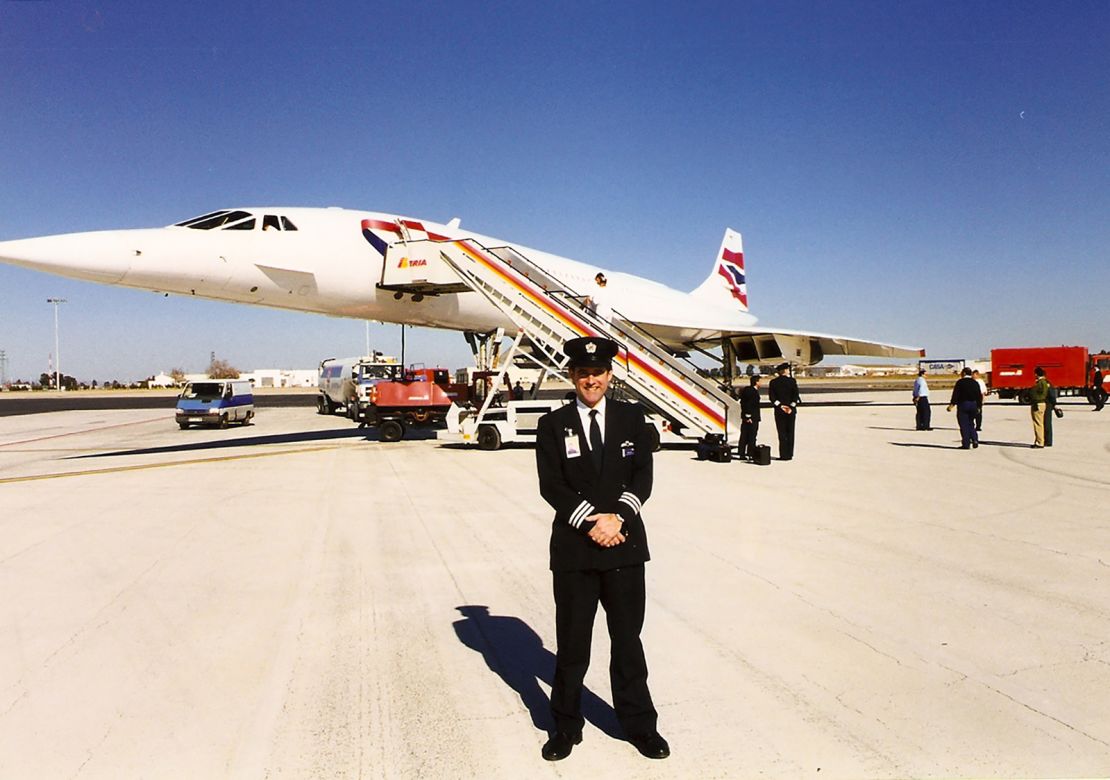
[989,346,1110,407]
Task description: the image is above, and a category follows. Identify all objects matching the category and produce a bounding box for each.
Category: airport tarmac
[1,393,1108,779]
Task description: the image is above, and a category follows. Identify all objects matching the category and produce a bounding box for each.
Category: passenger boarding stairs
[379,235,742,444]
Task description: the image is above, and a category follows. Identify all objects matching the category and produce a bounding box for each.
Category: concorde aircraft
[0,207,922,366]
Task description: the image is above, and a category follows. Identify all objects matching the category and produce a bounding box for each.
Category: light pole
[46,298,66,391]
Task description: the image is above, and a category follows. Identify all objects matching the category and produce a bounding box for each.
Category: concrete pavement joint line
[0,444,345,484]
[0,415,168,448]
[386,453,469,602]
[650,595,905,774]
[13,519,207,709]
[983,681,1110,748]
[225,488,335,778]
[998,448,1110,487]
[2,516,211,736]
[668,532,922,669]
[816,524,1110,625]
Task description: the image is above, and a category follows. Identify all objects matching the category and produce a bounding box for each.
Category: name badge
[564,429,581,459]
[621,440,635,458]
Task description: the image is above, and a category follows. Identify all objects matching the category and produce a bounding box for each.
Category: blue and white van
[176,379,254,429]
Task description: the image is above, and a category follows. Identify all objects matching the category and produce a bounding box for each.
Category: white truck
[317,356,402,415]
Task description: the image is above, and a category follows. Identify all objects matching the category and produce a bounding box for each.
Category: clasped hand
[587,513,625,548]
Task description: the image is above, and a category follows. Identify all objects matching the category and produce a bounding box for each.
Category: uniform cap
[564,337,618,369]
[775,362,790,373]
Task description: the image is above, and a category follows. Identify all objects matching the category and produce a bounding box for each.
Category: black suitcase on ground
[696,434,731,463]
[753,445,772,465]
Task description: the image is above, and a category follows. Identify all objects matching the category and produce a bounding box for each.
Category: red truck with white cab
[989,346,1110,407]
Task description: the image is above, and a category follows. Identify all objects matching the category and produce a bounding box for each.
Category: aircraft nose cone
[0,231,132,283]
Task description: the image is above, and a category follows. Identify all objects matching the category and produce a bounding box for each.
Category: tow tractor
[348,365,470,441]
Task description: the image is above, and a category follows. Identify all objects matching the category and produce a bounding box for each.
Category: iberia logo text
[397,257,428,268]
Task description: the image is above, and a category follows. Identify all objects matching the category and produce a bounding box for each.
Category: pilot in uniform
[534,336,669,762]
[738,374,762,460]
[768,362,801,460]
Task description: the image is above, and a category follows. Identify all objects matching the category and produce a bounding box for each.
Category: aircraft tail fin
[690,228,748,312]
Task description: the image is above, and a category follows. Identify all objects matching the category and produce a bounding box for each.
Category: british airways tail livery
[690,228,748,313]
[0,207,923,366]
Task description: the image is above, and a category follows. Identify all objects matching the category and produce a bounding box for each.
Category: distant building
[177,369,317,388]
[804,364,869,378]
[148,372,178,388]
[238,368,317,388]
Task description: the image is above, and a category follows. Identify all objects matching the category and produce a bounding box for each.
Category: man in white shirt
[972,369,988,431]
[913,368,931,431]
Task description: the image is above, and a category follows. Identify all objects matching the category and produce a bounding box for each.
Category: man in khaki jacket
[1029,367,1050,448]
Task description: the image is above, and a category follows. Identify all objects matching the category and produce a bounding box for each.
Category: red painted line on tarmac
[0,414,170,448]
[0,443,341,485]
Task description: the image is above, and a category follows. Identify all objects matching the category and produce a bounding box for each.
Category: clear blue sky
[1,1,1107,383]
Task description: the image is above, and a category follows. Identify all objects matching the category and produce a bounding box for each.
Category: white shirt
[575,396,606,449]
[592,286,612,322]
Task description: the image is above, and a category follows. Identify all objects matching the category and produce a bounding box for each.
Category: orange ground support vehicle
[349,366,471,441]
[989,346,1110,407]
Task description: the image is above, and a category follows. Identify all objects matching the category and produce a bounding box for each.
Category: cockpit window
[280,216,298,231]
[263,215,280,231]
[174,210,255,230]
[175,210,230,227]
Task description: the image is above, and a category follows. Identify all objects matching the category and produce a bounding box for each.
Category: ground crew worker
[947,367,981,449]
[534,336,669,762]
[1029,366,1050,448]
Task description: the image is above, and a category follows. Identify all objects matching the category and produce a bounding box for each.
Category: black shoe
[629,732,670,759]
[959,445,970,449]
[541,731,581,761]
[971,441,979,448]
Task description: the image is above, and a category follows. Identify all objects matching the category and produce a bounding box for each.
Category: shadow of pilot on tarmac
[451,605,621,738]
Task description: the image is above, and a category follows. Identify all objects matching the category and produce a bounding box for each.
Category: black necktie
[589,409,604,472]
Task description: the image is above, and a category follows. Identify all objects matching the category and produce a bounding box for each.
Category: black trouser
[774,407,796,459]
[739,418,759,459]
[551,565,657,738]
[975,402,983,431]
[956,400,978,446]
[915,398,931,430]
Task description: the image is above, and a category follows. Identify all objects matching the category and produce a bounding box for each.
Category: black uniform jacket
[739,385,762,421]
[949,376,982,404]
[768,375,800,410]
[536,399,653,572]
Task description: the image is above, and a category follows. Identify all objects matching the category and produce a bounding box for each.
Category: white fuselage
[0,207,757,349]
